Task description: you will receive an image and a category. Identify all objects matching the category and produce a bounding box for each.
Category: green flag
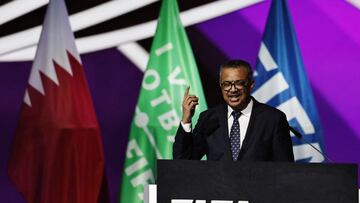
[119,0,207,202]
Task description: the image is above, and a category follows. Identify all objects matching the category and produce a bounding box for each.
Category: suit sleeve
[272,112,295,162]
[173,112,208,160]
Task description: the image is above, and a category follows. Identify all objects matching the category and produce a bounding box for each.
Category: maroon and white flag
[8,0,107,202]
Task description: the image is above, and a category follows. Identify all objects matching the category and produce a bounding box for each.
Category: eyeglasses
[220,80,248,91]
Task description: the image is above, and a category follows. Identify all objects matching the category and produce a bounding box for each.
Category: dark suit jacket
[173,98,294,161]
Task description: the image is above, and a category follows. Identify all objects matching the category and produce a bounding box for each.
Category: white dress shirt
[181,99,254,149]
[227,99,253,148]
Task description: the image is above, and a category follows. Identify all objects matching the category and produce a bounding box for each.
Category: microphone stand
[289,126,334,163]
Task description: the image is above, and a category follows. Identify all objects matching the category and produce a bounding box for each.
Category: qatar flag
[7,0,107,203]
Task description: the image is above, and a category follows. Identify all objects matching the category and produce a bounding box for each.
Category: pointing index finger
[184,86,190,98]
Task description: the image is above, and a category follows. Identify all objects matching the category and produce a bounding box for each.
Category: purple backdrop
[1,0,359,202]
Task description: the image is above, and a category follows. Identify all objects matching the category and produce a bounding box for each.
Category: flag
[7,0,107,202]
[119,0,207,202]
[252,0,325,162]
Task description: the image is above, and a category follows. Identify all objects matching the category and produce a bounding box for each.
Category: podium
[152,160,358,203]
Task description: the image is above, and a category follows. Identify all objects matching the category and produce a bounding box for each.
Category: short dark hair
[219,60,254,82]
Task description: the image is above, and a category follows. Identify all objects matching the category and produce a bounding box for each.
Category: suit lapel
[238,98,264,160]
[216,104,233,161]
[215,98,264,161]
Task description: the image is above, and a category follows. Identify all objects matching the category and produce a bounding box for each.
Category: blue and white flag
[252,0,325,162]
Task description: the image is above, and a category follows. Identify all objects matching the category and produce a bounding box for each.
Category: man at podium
[173,60,294,162]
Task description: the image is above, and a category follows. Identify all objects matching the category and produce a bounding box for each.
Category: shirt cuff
[181,121,192,133]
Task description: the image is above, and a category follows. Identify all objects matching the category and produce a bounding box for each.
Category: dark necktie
[230,111,241,161]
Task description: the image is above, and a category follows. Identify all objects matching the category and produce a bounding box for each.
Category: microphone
[289,126,334,163]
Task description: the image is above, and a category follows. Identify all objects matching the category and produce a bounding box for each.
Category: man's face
[220,67,254,110]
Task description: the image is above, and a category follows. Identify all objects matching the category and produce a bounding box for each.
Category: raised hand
[182,86,199,123]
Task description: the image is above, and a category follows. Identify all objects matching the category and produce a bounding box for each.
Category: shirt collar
[227,98,253,119]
